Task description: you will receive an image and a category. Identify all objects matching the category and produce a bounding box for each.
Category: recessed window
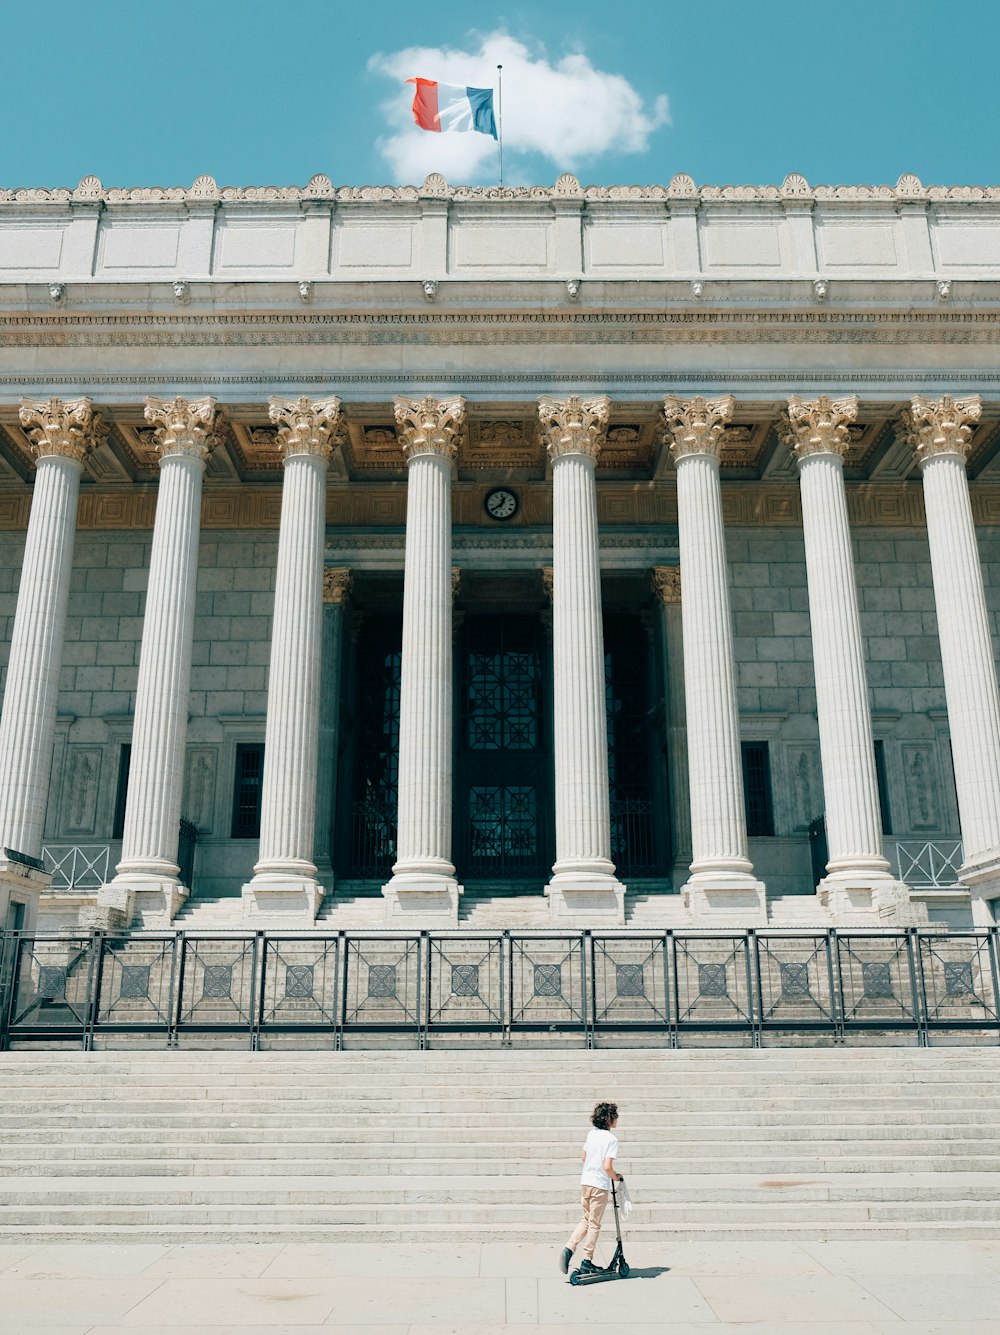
[112,744,131,840]
[231,743,265,839]
[742,740,774,837]
[873,739,892,835]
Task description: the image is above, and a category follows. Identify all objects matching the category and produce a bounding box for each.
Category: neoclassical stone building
[1,170,999,932]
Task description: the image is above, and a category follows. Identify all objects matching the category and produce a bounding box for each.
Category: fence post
[831,930,847,1042]
[746,930,761,1047]
[988,927,1000,1046]
[420,931,430,1050]
[82,931,106,1052]
[0,932,13,1051]
[502,930,512,1046]
[904,927,927,1047]
[250,932,266,1052]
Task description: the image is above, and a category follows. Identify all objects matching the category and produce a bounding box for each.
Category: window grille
[742,741,774,837]
[112,744,131,840]
[231,743,265,839]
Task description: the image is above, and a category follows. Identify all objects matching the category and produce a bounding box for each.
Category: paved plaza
[1,1239,1000,1332]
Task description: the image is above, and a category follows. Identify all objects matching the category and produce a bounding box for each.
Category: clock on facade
[484,487,519,520]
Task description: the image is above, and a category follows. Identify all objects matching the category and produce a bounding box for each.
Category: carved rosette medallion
[651,565,681,604]
[144,396,218,462]
[268,395,343,461]
[783,394,859,460]
[538,395,610,462]
[662,395,735,461]
[393,396,465,462]
[322,567,353,606]
[898,394,983,463]
[19,396,101,464]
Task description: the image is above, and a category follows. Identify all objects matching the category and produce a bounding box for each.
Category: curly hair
[591,1101,618,1130]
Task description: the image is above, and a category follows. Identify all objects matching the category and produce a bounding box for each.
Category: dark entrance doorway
[456,614,552,886]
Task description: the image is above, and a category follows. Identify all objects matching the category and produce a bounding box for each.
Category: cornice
[3,172,1000,208]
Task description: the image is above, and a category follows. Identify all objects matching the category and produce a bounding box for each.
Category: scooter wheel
[569,1270,581,1286]
[618,1261,631,1278]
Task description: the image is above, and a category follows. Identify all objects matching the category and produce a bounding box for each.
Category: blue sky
[3,0,997,189]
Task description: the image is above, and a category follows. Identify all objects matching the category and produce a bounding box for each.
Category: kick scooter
[569,1178,630,1285]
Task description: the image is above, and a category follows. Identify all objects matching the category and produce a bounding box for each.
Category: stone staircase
[2,1048,1000,1246]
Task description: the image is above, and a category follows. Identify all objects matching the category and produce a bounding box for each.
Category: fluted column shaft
[393,449,455,876]
[796,454,889,877]
[253,452,328,878]
[674,451,753,876]
[921,452,1000,859]
[550,450,614,874]
[0,454,84,858]
[116,452,205,879]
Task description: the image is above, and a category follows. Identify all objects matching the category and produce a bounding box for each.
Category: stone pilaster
[313,567,352,890]
[96,397,216,930]
[651,566,691,887]
[539,395,624,922]
[785,396,910,923]
[662,396,766,922]
[243,397,342,925]
[0,398,99,932]
[901,394,1000,923]
[382,396,464,920]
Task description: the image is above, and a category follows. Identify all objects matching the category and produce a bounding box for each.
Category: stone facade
[2,173,1000,930]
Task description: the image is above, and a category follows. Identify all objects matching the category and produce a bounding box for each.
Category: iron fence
[1,927,999,1050]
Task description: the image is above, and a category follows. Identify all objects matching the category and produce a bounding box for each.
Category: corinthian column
[0,399,99,931]
[382,396,464,920]
[97,397,216,930]
[902,394,1000,923]
[662,396,765,922]
[540,396,624,921]
[243,397,341,925]
[785,396,908,920]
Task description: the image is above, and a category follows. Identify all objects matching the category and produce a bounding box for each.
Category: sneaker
[580,1258,599,1273]
[559,1247,573,1274]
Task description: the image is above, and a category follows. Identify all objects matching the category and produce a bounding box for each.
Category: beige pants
[567,1185,608,1261]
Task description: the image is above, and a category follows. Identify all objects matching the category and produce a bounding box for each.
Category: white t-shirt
[580,1127,619,1190]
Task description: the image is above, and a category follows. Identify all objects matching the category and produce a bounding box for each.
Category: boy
[560,1100,623,1274]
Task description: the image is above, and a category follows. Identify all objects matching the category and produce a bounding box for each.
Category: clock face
[485,487,519,521]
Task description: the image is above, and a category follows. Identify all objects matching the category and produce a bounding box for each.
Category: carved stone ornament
[898,394,983,462]
[322,566,352,605]
[538,395,610,462]
[143,396,218,461]
[783,394,859,460]
[268,395,343,461]
[393,396,465,462]
[651,565,681,604]
[451,566,462,600]
[19,397,100,463]
[661,395,735,461]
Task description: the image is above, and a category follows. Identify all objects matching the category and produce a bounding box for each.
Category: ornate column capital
[538,395,610,461]
[269,395,343,461]
[662,395,735,461]
[144,396,218,461]
[394,395,465,462]
[899,394,982,464]
[19,397,101,463]
[783,394,859,460]
[322,567,353,605]
[651,565,681,604]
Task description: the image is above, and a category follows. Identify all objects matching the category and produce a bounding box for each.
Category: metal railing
[41,845,111,891]
[892,839,965,889]
[2,927,999,1050]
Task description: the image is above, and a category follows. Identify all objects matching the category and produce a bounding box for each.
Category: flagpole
[497,64,504,187]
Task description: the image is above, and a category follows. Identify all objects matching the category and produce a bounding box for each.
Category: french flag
[407,78,497,138]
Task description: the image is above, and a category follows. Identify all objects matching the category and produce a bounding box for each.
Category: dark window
[873,739,892,835]
[112,744,131,839]
[742,741,774,836]
[231,743,264,838]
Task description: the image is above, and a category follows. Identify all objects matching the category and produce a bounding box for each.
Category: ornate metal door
[456,615,552,882]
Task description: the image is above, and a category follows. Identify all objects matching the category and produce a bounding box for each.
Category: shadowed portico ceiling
[2,400,1000,487]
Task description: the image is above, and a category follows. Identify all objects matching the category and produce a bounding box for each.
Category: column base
[382,873,462,924]
[86,875,187,933]
[545,871,626,925]
[959,847,1000,925]
[241,874,323,927]
[683,873,767,925]
[0,858,49,934]
[817,874,925,926]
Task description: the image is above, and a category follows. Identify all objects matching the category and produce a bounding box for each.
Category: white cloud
[368,32,669,185]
